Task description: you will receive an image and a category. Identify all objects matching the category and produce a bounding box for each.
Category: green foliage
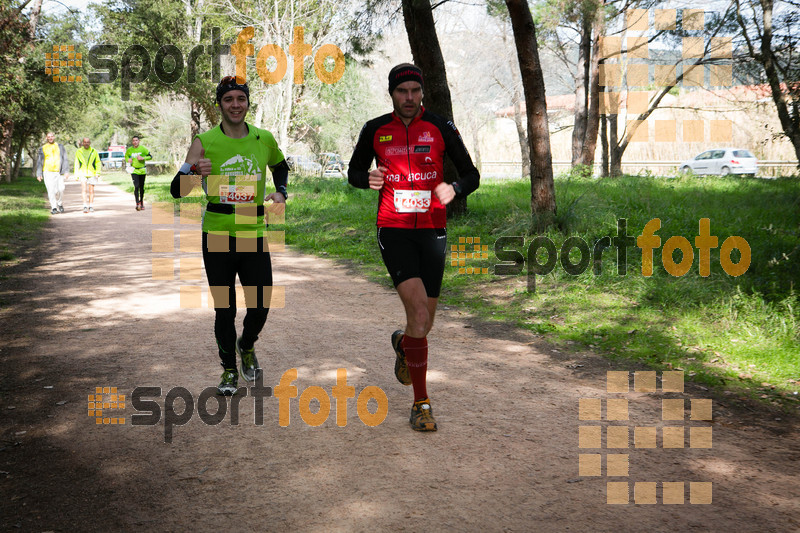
[291,59,384,155]
[0,175,49,267]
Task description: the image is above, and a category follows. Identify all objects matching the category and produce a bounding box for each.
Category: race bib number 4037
[394,189,431,213]
[218,184,255,204]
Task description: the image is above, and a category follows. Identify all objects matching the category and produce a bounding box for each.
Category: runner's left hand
[266,192,285,204]
[433,182,456,205]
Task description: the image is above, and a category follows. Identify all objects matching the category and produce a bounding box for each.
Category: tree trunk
[571,13,591,166]
[504,0,556,231]
[1,119,14,183]
[600,113,608,176]
[580,26,601,168]
[11,140,24,180]
[472,127,482,174]
[609,114,622,176]
[190,101,202,137]
[512,92,530,178]
[28,0,43,37]
[759,0,800,164]
[401,0,466,217]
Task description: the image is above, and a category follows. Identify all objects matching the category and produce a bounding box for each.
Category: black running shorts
[377,227,447,297]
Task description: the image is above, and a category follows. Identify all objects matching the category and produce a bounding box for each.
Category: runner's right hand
[195,148,212,178]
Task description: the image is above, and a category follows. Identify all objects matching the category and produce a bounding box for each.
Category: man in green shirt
[170,76,289,395]
[125,135,152,211]
[74,138,101,213]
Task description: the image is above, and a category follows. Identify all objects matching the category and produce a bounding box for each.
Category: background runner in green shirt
[125,136,152,211]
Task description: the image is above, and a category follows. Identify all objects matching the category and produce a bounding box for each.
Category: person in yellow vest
[74,138,101,213]
[36,132,70,214]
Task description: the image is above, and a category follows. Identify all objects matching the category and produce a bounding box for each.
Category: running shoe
[236,336,261,382]
[217,368,239,396]
[51,208,58,214]
[88,206,94,213]
[58,205,64,213]
[135,203,141,211]
[409,397,437,431]
[140,202,145,210]
[391,330,411,386]
[83,206,88,213]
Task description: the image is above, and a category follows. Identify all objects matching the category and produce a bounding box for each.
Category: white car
[98,150,126,169]
[286,155,322,176]
[680,148,758,176]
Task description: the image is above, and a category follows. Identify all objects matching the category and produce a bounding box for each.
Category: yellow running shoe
[391,330,411,386]
[410,398,437,431]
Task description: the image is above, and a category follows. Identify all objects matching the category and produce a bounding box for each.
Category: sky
[43,0,92,16]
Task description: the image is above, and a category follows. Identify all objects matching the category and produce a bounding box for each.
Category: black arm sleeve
[170,172,186,199]
[439,118,480,198]
[270,159,289,199]
[347,121,377,189]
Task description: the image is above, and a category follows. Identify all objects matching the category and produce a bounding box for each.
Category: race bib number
[394,189,431,213]
[218,185,255,204]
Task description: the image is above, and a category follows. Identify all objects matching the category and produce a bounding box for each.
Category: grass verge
[0,175,50,267]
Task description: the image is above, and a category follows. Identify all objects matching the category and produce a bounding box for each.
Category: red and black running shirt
[348,108,480,228]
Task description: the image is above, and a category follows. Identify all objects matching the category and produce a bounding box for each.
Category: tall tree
[601,2,736,175]
[505,0,557,230]
[487,0,531,178]
[0,0,33,181]
[735,0,800,164]
[218,0,350,148]
[401,0,466,216]
[536,0,605,168]
[93,0,222,137]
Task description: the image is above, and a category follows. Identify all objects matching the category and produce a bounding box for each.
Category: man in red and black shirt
[348,63,480,431]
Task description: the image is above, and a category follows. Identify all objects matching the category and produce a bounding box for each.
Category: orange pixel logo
[88,386,126,425]
[599,9,733,144]
[578,371,713,505]
[452,236,489,275]
[45,44,83,83]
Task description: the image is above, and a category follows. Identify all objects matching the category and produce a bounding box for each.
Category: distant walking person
[74,138,101,213]
[348,64,480,431]
[36,132,70,214]
[125,135,152,211]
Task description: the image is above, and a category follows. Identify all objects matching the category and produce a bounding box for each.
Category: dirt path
[1,180,799,532]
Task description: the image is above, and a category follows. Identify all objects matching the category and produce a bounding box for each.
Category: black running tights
[131,174,146,203]
[202,233,272,369]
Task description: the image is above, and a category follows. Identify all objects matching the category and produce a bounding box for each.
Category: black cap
[216,75,250,105]
[388,63,423,95]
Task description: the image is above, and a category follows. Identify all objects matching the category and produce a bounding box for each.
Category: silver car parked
[680,148,758,176]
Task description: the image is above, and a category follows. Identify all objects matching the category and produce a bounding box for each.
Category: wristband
[179,162,193,174]
[452,182,463,196]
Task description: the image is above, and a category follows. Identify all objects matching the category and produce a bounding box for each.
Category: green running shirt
[197,124,285,238]
[124,146,151,175]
